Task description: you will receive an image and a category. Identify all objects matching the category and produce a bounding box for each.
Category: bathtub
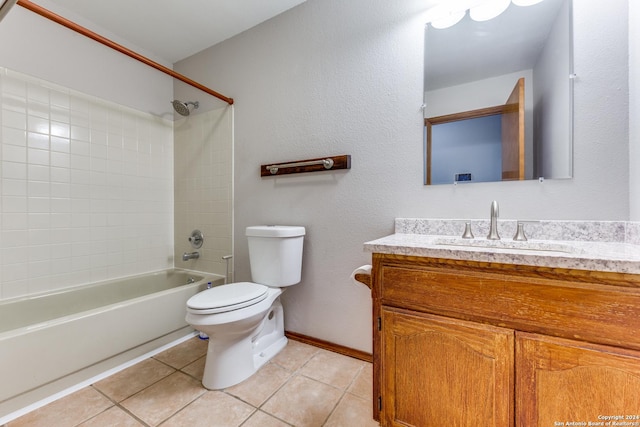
[0,269,223,418]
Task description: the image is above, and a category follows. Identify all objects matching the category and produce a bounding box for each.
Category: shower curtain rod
[16,0,234,105]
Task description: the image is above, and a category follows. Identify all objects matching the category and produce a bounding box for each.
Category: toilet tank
[246,226,305,287]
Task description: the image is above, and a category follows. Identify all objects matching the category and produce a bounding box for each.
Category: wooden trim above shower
[16,0,234,105]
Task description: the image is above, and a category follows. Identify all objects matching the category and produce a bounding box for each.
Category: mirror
[423,0,573,185]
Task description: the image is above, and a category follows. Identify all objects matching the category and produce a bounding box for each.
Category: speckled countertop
[364,219,640,274]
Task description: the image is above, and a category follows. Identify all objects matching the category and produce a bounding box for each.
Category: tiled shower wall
[0,68,174,300]
[174,106,233,279]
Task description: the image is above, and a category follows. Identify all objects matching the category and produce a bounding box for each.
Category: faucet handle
[188,229,204,249]
[513,222,528,241]
[461,222,474,239]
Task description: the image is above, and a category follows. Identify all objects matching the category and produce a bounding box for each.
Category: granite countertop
[363,219,640,274]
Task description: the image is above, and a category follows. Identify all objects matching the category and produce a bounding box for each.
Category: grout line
[320,364,366,426]
[154,387,208,427]
[237,409,293,427]
[86,387,151,427]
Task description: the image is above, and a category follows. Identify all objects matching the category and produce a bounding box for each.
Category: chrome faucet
[182,251,200,261]
[487,200,500,240]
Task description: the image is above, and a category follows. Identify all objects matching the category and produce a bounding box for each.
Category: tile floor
[5,338,379,427]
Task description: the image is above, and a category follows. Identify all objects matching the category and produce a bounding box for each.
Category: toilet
[185,225,305,389]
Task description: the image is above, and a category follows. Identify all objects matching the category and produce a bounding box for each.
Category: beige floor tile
[270,340,319,372]
[8,387,113,427]
[298,349,366,390]
[225,362,292,407]
[180,355,206,381]
[121,371,206,426]
[77,406,144,426]
[93,358,176,402]
[241,410,292,427]
[347,363,374,400]
[153,337,208,369]
[261,375,342,427]
[324,393,379,427]
[161,391,254,427]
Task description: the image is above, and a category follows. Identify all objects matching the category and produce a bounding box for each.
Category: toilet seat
[187,282,269,314]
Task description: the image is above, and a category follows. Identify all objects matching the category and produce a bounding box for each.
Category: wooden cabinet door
[381,307,514,427]
[516,332,640,426]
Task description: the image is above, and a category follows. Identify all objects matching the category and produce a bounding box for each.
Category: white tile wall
[0,68,175,300]
[174,106,233,278]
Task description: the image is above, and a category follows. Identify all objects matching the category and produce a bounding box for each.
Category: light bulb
[470,0,511,22]
[431,10,466,29]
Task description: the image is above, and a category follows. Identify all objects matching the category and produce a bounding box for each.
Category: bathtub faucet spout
[182,251,200,261]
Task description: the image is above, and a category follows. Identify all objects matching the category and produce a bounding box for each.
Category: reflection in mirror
[423,0,573,185]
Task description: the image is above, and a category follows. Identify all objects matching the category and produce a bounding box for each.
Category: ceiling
[29,0,308,64]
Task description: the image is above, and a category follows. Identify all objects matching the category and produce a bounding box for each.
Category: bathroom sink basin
[432,237,581,256]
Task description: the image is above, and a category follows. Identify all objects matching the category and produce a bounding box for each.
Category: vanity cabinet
[381,308,514,426]
[516,333,640,425]
[372,253,640,427]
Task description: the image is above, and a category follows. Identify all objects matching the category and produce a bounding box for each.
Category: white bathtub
[0,269,223,418]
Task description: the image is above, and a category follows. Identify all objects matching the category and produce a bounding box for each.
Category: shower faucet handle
[188,229,204,248]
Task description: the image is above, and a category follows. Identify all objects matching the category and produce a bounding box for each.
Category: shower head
[171,100,199,116]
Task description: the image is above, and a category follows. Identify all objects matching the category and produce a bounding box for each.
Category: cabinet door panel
[517,332,640,426]
[381,308,514,427]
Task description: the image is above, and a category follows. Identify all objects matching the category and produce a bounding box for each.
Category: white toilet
[185,225,305,389]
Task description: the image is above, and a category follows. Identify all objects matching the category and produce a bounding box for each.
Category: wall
[533,0,572,180]
[431,115,502,184]
[0,68,174,299]
[630,0,640,220]
[0,5,173,115]
[0,6,176,300]
[174,106,234,278]
[175,0,630,353]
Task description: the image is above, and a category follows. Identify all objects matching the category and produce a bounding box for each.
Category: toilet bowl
[185,226,305,389]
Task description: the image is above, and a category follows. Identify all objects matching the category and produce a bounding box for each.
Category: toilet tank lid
[246,225,306,238]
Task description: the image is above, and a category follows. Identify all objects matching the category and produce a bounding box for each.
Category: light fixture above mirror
[426,0,546,29]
